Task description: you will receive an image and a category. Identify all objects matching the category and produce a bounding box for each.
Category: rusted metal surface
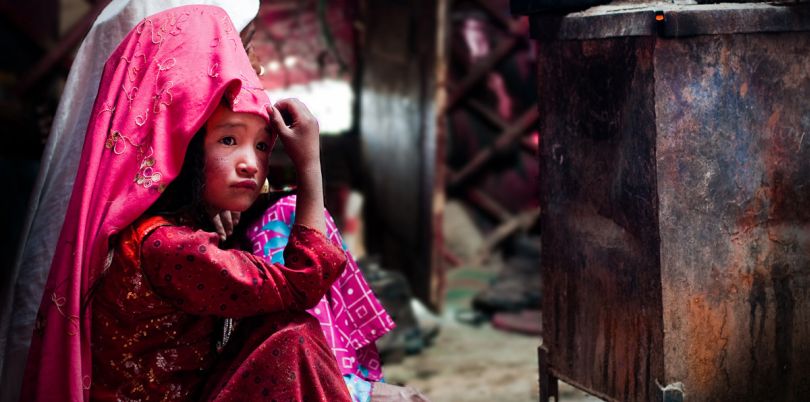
[538,37,664,402]
[509,0,809,17]
[655,33,810,401]
[538,345,559,401]
[359,0,444,307]
[533,3,810,401]
[528,3,810,41]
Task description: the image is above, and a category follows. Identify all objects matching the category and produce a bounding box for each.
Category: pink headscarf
[21,6,270,401]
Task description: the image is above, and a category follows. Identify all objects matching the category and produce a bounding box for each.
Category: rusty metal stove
[512,1,810,401]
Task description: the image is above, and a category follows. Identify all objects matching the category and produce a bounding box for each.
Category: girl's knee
[260,311,322,342]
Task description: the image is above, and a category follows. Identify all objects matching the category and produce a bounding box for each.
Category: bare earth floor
[380,265,602,402]
[383,320,603,402]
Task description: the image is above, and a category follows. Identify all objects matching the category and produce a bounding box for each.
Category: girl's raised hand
[266,99,327,234]
[268,99,320,170]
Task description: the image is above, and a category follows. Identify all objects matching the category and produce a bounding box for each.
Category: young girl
[21,6,355,401]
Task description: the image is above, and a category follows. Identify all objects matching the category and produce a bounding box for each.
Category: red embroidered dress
[91,216,352,401]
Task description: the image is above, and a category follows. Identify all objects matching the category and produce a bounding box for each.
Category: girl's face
[202,104,274,215]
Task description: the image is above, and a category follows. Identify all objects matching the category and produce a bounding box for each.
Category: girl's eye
[220,136,236,146]
[256,142,269,152]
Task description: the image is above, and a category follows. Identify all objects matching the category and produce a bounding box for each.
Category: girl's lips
[232,180,257,190]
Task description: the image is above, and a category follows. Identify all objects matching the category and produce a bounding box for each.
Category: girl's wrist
[294,159,322,176]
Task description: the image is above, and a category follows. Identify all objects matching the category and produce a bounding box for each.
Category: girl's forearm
[294,161,327,235]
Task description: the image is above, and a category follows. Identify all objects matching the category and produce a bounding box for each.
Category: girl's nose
[237,154,259,176]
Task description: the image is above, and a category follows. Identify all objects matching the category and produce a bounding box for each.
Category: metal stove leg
[538,345,558,401]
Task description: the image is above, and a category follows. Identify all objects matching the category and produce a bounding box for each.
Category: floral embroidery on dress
[136,11,192,48]
[105,130,126,154]
[105,130,164,191]
[135,149,163,191]
[50,292,80,336]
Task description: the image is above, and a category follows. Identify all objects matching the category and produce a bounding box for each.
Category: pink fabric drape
[21,6,270,401]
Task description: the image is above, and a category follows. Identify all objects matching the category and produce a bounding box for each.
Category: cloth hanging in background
[0,1,259,401]
[17,5,271,400]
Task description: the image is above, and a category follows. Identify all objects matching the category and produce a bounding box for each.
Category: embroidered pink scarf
[21,6,271,401]
[246,195,395,381]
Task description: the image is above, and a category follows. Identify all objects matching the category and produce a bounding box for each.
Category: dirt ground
[380,264,602,402]
[383,319,602,402]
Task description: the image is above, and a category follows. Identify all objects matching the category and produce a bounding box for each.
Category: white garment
[0,2,259,401]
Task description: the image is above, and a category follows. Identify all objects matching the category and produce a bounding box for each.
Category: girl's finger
[273,99,297,125]
[231,211,241,228]
[220,211,234,236]
[211,214,227,241]
[274,98,314,127]
[267,104,291,136]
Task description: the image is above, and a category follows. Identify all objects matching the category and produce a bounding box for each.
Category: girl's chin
[221,204,252,213]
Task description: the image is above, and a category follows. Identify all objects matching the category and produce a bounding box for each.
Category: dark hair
[83,127,211,312]
[146,128,213,231]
